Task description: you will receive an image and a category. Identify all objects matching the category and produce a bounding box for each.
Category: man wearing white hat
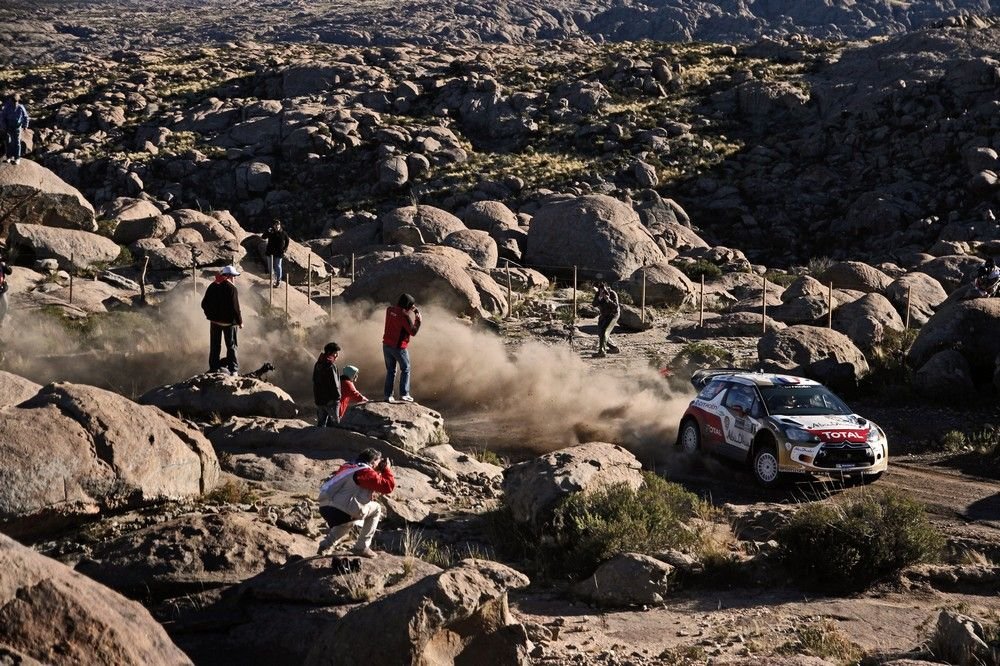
[200,265,243,375]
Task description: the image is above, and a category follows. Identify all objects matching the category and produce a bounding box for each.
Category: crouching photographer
[316,448,396,558]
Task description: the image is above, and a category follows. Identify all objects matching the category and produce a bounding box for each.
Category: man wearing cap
[201,265,243,375]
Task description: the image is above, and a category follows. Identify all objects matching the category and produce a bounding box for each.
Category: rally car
[676,369,888,487]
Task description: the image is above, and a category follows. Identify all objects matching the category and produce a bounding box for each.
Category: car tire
[678,419,700,454]
[751,443,782,488]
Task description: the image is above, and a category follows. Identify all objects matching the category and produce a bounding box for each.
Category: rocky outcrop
[0,532,192,665]
[831,292,904,353]
[340,401,448,452]
[757,325,870,388]
[0,371,41,409]
[573,552,674,607]
[885,272,947,326]
[908,298,1000,381]
[380,205,466,244]
[621,261,694,307]
[139,374,299,420]
[304,559,532,666]
[502,442,643,527]
[525,195,663,281]
[0,382,219,539]
[819,261,892,293]
[0,160,96,233]
[8,223,120,270]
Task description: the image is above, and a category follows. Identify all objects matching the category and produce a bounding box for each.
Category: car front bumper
[780,439,888,476]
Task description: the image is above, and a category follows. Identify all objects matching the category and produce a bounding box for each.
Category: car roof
[691,369,822,387]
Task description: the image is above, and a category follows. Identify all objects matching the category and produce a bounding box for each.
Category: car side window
[697,381,726,401]
[724,384,756,413]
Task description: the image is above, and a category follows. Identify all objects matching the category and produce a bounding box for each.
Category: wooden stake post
[827,281,834,328]
[761,275,768,335]
[699,274,705,327]
[505,260,512,320]
[640,269,647,324]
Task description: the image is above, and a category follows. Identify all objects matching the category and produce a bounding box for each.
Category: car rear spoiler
[690,368,747,390]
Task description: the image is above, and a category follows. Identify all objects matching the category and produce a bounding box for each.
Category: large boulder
[0,533,192,665]
[113,214,176,246]
[908,298,1000,380]
[818,261,892,294]
[304,559,531,666]
[0,371,41,409]
[379,205,466,244]
[8,223,121,270]
[915,255,982,293]
[913,350,975,397]
[442,229,499,269]
[340,401,447,453]
[885,272,948,326]
[462,200,518,233]
[502,442,643,527]
[572,552,674,607]
[0,382,220,540]
[340,250,482,317]
[621,261,694,307]
[144,239,246,271]
[0,160,96,233]
[76,511,315,599]
[757,325,870,388]
[139,374,299,420]
[831,293,904,353]
[525,195,663,281]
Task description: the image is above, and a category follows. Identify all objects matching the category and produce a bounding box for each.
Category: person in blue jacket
[2,93,30,165]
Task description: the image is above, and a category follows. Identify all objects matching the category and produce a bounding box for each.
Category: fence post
[640,269,647,324]
[572,265,578,332]
[328,273,334,319]
[827,281,834,329]
[505,259,512,320]
[761,275,768,335]
[190,248,197,300]
[68,253,74,304]
[284,275,289,315]
[699,274,705,327]
[905,285,912,330]
[307,256,312,302]
[351,253,356,284]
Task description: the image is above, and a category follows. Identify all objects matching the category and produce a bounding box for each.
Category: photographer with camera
[382,293,422,403]
[317,448,396,558]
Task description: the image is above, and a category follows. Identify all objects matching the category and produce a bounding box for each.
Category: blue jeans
[209,323,239,374]
[269,255,283,284]
[4,129,21,159]
[383,345,411,399]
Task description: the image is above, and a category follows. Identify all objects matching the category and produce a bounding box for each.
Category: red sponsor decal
[807,428,868,443]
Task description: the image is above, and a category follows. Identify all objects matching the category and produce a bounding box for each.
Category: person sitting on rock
[972,258,1000,298]
[317,447,395,558]
[339,365,369,420]
[1,93,29,165]
[592,281,621,357]
[200,265,242,375]
[313,342,342,427]
[263,220,290,288]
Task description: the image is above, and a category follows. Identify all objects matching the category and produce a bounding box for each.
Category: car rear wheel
[678,419,700,454]
[752,443,782,488]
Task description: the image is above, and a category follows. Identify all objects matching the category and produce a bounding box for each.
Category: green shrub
[675,259,722,282]
[204,479,258,505]
[777,489,943,592]
[546,473,701,579]
[675,341,734,367]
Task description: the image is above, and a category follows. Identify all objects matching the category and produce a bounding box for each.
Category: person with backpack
[339,365,369,420]
[972,258,1000,298]
[313,342,342,427]
[382,293,421,402]
[317,447,395,558]
[0,257,11,328]
[592,281,621,357]
[2,93,30,165]
[263,220,290,288]
[200,265,242,375]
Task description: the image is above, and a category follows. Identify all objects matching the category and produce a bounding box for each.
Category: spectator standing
[2,93,29,165]
[382,293,421,403]
[200,265,242,375]
[313,342,342,427]
[0,256,11,329]
[592,281,621,357]
[339,365,369,419]
[317,447,395,558]
[263,220,290,288]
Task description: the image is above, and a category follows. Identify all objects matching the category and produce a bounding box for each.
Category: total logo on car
[676,369,888,487]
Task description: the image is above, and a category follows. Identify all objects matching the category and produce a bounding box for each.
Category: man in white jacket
[317,448,396,558]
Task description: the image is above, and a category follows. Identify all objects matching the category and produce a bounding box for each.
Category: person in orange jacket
[339,365,369,419]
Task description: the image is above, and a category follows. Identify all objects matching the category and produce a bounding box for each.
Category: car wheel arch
[749,431,777,463]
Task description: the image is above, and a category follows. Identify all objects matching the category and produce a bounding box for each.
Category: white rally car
[676,369,888,487]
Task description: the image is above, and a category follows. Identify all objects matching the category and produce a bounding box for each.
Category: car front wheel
[679,419,701,454]
[752,443,782,488]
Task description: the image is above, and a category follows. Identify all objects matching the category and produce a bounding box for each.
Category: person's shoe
[386,396,397,403]
[12,159,19,165]
[352,546,377,559]
[400,395,414,402]
[607,345,621,354]
[595,350,607,358]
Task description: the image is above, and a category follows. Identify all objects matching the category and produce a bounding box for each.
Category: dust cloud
[1,281,695,462]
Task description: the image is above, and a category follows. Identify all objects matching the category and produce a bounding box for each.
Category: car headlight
[785,427,817,443]
[866,425,882,443]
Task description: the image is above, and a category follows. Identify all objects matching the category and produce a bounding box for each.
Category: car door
[720,384,761,459]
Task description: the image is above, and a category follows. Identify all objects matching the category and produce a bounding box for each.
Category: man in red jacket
[317,448,396,558]
[382,293,421,403]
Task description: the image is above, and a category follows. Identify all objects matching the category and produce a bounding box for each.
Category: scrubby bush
[777,489,943,592]
[675,259,722,282]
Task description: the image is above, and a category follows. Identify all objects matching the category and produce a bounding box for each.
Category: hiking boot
[352,547,377,559]
[595,350,607,358]
[400,395,414,402]
[607,345,621,354]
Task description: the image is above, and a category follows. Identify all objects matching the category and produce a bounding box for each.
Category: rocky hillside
[3,0,1000,67]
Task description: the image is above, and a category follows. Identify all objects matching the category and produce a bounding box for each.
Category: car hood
[772,414,871,443]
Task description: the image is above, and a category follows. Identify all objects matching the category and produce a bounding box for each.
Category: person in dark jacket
[2,93,30,165]
[0,256,11,328]
[200,265,243,375]
[382,293,421,403]
[263,221,290,288]
[313,342,342,426]
[592,281,621,357]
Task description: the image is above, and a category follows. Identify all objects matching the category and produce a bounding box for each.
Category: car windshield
[759,386,852,416]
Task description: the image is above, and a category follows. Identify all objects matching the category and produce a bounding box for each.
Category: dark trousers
[209,323,239,374]
[4,129,20,159]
